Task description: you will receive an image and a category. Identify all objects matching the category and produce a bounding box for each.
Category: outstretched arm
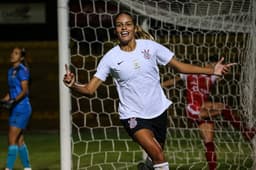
[168,57,236,76]
[63,64,103,95]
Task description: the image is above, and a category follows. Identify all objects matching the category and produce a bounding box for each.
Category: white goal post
[58,0,72,169]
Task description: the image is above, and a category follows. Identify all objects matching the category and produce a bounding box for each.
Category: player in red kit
[181,73,217,121]
[162,55,256,170]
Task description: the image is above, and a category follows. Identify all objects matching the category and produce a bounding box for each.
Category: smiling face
[115,13,136,46]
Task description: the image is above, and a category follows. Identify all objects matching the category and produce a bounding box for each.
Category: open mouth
[120,31,129,37]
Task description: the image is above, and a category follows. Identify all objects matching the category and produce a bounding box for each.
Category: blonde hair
[135,25,154,40]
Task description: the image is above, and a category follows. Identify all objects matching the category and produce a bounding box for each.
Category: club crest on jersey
[141,49,151,59]
[128,117,137,129]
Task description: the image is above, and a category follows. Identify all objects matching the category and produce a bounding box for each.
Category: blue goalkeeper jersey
[8,63,30,104]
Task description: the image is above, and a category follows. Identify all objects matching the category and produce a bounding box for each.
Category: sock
[6,145,18,169]
[153,162,169,170]
[204,142,217,170]
[19,144,31,168]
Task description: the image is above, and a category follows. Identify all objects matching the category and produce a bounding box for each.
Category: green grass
[0,131,60,170]
[0,130,254,170]
[71,128,254,170]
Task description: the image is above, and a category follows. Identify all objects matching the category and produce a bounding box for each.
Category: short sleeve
[155,42,174,66]
[94,56,111,82]
[17,67,29,81]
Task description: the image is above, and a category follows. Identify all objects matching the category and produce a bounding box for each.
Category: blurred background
[0,0,58,130]
[0,0,60,169]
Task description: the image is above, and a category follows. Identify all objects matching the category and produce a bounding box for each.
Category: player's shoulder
[102,45,119,59]
[99,45,121,65]
[19,64,29,71]
[136,39,157,46]
[17,64,29,75]
[181,74,200,80]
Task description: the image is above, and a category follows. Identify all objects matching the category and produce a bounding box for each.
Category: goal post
[58,0,72,169]
[240,1,256,169]
[60,0,256,169]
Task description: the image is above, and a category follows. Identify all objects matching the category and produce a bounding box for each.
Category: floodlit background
[0,0,255,170]
[0,0,60,169]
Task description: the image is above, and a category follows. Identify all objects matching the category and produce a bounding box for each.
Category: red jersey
[180,74,217,107]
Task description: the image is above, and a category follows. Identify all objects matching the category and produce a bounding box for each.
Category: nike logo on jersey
[117,61,124,65]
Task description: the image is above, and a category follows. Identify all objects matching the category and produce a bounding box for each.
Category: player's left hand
[213,57,237,76]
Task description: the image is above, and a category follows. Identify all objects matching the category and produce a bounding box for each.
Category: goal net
[67,0,256,169]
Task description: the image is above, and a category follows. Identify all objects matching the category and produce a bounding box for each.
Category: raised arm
[63,65,103,95]
[168,57,235,76]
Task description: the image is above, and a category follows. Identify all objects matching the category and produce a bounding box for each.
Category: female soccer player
[63,12,235,170]
[162,55,256,170]
[1,47,32,170]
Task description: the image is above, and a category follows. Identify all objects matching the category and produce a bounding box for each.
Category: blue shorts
[121,111,168,144]
[9,103,32,129]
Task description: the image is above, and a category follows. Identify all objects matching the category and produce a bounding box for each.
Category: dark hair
[21,48,26,58]
[13,47,32,86]
[209,55,219,63]
[16,47,30,67]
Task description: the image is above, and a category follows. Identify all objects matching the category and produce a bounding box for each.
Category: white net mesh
[68,0,256,169]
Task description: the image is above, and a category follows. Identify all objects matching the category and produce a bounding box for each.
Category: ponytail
[135,25,154,40]
[21,48,26,58]
[19,47,30,68]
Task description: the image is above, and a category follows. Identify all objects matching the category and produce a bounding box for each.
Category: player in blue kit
[1,47,32,170]
[63,12,235,170]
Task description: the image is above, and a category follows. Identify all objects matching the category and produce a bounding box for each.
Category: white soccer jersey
[94,39,174,119]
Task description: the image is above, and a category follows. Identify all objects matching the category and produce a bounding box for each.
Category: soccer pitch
[72,128,254,170]
[0,131,60,170]
[0,130,253,170]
